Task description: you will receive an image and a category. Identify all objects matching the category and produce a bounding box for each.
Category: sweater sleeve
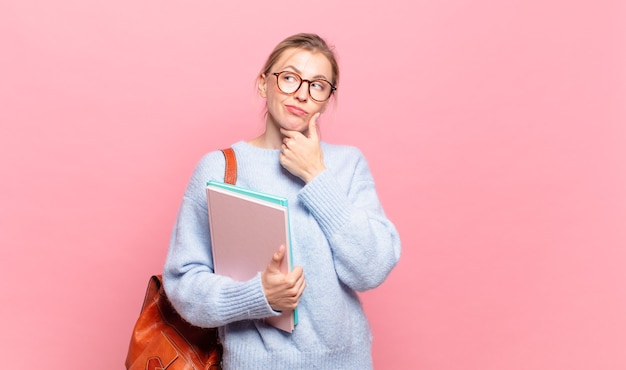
[162,153,279,328]
[298,149,401,292]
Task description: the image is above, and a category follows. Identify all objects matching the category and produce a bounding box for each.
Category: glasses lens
[309,80,332,101]
[276,72,301,94]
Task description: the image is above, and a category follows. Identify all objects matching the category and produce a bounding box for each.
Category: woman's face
[258,48,334,134]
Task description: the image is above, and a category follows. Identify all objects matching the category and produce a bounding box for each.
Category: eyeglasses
[272,71,336,102]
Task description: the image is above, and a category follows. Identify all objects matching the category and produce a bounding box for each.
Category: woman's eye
[282,73,298,83]
[311,81,326,91]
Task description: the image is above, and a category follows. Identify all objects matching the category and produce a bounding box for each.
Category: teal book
[206,180,297,333]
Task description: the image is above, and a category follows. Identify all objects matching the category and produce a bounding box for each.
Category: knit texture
[163,141,401,369]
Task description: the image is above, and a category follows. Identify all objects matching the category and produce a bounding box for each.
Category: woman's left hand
[280,113,326,183]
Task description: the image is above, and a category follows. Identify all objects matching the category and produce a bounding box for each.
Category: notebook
[206,180,296,332]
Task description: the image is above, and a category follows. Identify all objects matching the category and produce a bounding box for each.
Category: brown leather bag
[125,148,237,370]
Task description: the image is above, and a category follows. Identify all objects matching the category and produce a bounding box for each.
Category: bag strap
[221,148,237,185]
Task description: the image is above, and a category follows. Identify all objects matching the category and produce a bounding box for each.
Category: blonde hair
[260,33,339,88]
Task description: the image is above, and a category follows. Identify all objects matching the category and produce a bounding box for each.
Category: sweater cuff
[218,273,279,321]
[298,169,353,236]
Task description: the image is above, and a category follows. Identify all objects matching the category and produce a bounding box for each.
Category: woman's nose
[294,81,309,101]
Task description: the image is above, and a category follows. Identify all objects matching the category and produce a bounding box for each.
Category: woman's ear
[257,74,268,98]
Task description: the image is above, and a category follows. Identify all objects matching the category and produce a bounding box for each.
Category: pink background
[1,1,625,369]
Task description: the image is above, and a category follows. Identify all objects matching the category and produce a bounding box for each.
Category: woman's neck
[248,119,283,149]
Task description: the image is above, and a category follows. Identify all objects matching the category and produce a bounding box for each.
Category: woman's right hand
[261,245,306,312]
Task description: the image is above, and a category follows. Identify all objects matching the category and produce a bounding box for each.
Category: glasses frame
[272,71,337,102]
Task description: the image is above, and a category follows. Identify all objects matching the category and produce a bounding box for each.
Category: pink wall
[2,1,625,368]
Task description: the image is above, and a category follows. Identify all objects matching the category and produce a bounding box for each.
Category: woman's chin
[281,122,307,133]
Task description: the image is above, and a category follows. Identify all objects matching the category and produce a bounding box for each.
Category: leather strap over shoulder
[221,148,237,185]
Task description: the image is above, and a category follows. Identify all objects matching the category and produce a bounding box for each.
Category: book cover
[206,180,297,333]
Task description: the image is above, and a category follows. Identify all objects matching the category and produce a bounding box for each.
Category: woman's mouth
[285,105,308,116]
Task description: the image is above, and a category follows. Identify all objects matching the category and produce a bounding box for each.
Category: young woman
[163,33,401,369]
